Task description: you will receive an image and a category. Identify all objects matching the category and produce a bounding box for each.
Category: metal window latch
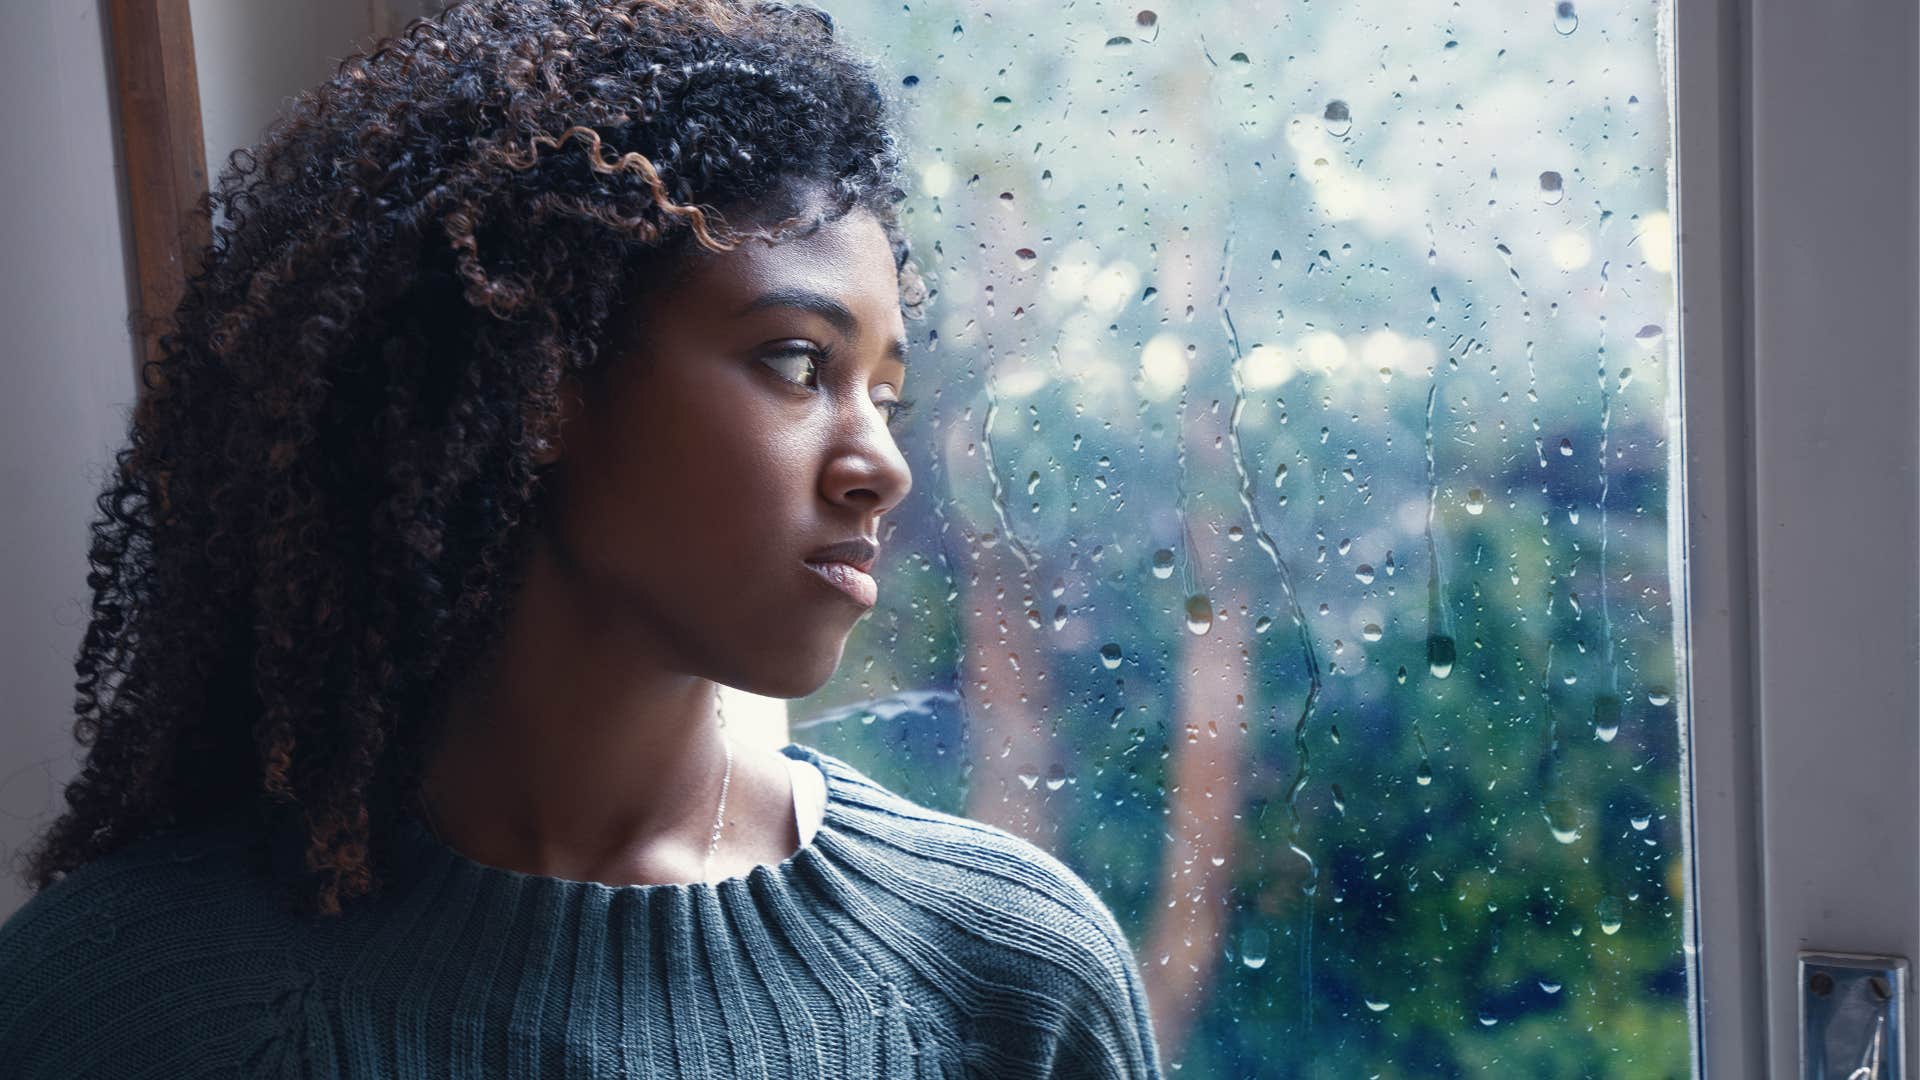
[1802,952,1907,1080]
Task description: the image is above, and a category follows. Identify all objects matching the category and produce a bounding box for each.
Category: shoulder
[801,745,1165,1077]
[0,821,300,1077]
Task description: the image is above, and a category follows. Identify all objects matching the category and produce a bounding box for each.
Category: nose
[820,409,913,516]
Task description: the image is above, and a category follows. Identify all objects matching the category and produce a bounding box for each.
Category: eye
[879,397,918,429]
[759,344,828,389]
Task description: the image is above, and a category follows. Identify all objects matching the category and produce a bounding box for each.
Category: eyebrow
[736,287,909,369]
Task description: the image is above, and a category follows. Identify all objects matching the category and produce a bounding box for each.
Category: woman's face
[539,202,914,699]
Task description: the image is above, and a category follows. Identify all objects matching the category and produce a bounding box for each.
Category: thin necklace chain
[416,693,732,884]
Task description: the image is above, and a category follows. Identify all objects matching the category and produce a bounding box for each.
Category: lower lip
[804,560,878,608]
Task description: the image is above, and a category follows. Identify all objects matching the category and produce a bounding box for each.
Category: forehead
[657,208,905,336]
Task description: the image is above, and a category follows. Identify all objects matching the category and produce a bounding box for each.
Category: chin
[731,638,849,700]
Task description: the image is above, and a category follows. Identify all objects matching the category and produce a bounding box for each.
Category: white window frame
[1678,0,1920,1076]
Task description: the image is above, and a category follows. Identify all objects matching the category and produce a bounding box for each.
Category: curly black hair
[15,0,928,918]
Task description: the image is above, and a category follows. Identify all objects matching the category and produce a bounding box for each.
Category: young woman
[0,1,1164,1076]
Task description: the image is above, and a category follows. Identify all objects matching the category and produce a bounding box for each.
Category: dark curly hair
[15,0,927,918]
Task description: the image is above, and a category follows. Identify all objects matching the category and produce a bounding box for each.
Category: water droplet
[991,95,1014,111]
[1052,604,1068,631]
[1553,1,1579,35]
[1015,248,1037,261]
[1104,34,1133,47]
[1044,763,1068,791]
[1635,323,1664,344]
[1227,524,1245,542]
[1539,170,1565,205]
[1331,784,1347,815]
[1184,594,1214,636]
[1364,998,1391,1013]
[1630,814,1652,831]
[1598,897,1623,936]
[1322,99,1352,137]
[1362,623,1383,642]
[1545,797,1582,843]
[1098,643,1124,670]
[1383,551,1398,576]
[1150,549,1176,580]
[1016,765,1040,789]
[1465,488,1487,515]
[1478,1011,1499,1027]
[1428,634,1456,679]
[1253,615,1273,634]
[1354,564,1376,585]
[901,74,920,88]
[1229,51,1250,64]
[1415,759,1434,786]
[1647,688,1672,707]
[1135,9,1158,28]
[1558,437,1574,456]
[1396,665,1409,685]
[1593,693,1621,743]
[1239,925,1268,970]
[1273,462,1289,488]
[1539,980,1563,994]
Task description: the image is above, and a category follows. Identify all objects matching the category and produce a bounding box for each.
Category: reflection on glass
[797,2,1689,1075]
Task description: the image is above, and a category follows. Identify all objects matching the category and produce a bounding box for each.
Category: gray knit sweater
[0,741,1165,1078]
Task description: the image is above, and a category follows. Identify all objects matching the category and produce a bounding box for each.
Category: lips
[804,536,880,607]
[804,536,878,573]
[804,558,878,608]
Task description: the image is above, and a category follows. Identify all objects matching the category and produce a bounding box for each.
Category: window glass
[797,2,1689,1075]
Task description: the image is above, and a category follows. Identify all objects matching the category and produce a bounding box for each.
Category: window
[796,2,1691,1075]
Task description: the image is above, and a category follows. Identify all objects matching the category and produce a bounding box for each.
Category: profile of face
[534,193,914,700]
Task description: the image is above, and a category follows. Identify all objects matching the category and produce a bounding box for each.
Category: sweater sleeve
[1047,885,1166,1080]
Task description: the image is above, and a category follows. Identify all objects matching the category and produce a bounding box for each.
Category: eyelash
[766,344,917,428]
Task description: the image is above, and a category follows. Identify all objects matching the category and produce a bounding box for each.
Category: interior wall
[0,0,150,922]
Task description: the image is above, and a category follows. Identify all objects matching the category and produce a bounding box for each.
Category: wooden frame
[105,0,209,399]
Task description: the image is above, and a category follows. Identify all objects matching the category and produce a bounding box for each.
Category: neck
[417,537,734,883]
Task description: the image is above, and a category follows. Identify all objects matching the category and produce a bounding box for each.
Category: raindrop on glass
[1553,1,1579,35]
[1416,759,1434,786]
[1428,634,1456,679]
[1098,643,1124,670]
[1545,797,1583,844]
[1044,763,1068,791]
[1539,170,1565,205]
[1362,623,1384,642]
[1355,564,1376,585]
[1364,998,1391,1013]
[1598,897,1623,936]
[1465,488,1487,516]
[1184,594,1215,636]
[1239,925,1268,970]
[1322,99,1353,137]
[1151,548,1176,579]
[1593,693,1622,743]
